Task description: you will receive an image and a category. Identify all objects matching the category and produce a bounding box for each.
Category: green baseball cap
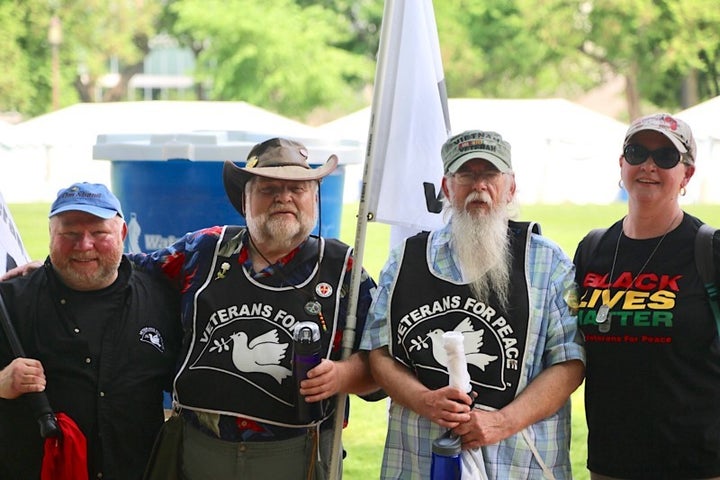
[441,130,512,174]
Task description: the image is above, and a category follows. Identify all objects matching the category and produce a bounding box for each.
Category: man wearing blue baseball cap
[0,182,182,480]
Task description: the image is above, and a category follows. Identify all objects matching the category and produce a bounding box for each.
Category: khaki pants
[182,422,340,480]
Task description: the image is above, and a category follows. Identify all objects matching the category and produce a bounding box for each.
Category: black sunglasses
[623,144,683,169]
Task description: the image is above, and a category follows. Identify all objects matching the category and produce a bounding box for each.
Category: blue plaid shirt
[360,221,585,479]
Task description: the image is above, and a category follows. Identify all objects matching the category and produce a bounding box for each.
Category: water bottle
[293,321,322,423]
[431,432,462,480]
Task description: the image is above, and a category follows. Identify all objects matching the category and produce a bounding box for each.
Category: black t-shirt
[575,213,720,479]
[53,273,127,475]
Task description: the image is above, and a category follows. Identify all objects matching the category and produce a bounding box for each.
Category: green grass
[6,202,51,260]
[8,201,720,479]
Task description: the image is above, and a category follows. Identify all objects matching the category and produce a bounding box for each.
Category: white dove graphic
[230,330,292,383]
[147,333,162,348]
[426,317,498,372]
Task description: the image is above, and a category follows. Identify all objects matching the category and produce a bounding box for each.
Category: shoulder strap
[695,224,716,284]
[508,220,541,236]
[579,228,608,270]
[695,224,720,337]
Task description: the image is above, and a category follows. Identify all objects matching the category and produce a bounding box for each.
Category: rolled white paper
[442,331,471,392]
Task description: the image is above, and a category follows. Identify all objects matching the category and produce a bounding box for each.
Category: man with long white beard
[361,130,586,479]
[127,138,379,480]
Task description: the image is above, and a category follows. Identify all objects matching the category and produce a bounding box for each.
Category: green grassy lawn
[8,201,720,479]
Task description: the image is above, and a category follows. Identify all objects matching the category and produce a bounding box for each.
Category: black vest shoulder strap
[508,220,541,237]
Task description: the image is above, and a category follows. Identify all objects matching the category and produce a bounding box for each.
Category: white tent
[675,96,720,203]
[320,98,629,204]
[0,119,14,150]
[1,101,322,203]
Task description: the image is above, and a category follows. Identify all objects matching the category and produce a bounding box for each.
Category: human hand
[416,386,472,429]
[300,358,340,403]
[452,408,511,448]
[0,358,46,399]
[0,261,43,281]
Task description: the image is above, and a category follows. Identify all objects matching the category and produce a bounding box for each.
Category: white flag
[0,191,30,274]
[365,0,451,232]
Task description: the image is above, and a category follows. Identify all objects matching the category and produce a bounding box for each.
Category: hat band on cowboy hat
[223,137,338,216]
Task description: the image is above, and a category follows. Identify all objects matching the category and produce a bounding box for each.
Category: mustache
[267,206,298,216]
[69,255,98,261]
[464,191,492,207]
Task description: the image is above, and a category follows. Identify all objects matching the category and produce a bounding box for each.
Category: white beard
[246,203,317,251]
[450,191,512,309]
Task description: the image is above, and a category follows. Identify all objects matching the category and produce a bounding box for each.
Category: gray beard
[451,203,512,310]
[245,205,317,251]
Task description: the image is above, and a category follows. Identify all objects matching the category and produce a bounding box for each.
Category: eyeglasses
[623,144,685,169]
[452,170,502,186]
[254,182,313,197]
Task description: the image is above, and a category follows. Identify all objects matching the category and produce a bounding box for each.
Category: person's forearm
[369,347,429,412]
[336,351,378,395]
[497,359,584,435]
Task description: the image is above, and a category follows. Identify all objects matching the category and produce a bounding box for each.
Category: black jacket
[0,257,181,480]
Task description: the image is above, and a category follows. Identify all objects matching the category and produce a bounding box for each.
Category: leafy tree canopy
[2,0,720,123]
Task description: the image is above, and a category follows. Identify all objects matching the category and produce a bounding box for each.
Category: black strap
[508,220,541,236]
[696,224,720,336]
[578,228,608,271]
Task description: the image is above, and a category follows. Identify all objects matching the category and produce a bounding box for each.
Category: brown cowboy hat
[223,137,338,216]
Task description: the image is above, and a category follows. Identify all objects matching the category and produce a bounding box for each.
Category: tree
[169,0,375,119]
[0,0,160,116]
[581,0,720,119]
[2,0,720,121]
[434,0,601,100]
[0,1,34,113]
[58,0,162,103]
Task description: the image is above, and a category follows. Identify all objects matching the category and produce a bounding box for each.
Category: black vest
[174,227,350,427]
[389,221,537,410]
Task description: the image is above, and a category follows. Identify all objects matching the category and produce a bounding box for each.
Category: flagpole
[0,292,60,439]
[327,0,400,477]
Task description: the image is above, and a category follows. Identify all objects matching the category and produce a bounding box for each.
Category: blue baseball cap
[49,182,124,219]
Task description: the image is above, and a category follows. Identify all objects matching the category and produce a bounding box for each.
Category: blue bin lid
[92,130,363,166]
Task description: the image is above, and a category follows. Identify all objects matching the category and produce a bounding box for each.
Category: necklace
[247,234,327,331]
[596,212,681,333]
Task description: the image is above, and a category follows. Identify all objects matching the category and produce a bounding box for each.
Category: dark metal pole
[0,292,60,438]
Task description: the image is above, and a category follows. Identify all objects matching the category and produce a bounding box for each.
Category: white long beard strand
[451,195,512,310]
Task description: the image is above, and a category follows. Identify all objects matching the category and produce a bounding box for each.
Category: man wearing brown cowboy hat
[129,137,379,479]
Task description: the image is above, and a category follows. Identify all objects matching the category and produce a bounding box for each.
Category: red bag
[41,412,88,480]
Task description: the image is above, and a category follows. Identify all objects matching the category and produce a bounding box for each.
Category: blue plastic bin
[93,131,361,253]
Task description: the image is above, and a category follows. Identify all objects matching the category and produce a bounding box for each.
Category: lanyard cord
[246,233,327,332]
